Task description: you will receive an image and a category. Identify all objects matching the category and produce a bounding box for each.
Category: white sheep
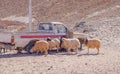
[47,38,60,52]
[61,38,80,54]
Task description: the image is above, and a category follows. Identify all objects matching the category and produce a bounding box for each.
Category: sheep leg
[56,48,59,53]
[5,48,7,53]
[87,48,89,54]
[75,48,78,54]
[0,48,1,54]
[36,50,40,54]
[97,48,99,54]
[80,43,82,49]
[67,48,71,54]
[9,47,13,51]
[2,48,6,53]
[44,50,48,57]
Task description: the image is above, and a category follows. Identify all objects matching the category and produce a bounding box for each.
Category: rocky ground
[0,46,120,74]
[0,0,120,74]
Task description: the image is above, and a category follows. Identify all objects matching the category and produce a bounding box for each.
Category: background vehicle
[0,22,86,49]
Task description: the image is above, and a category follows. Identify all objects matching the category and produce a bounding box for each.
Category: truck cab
[0,22,87,50]
[37,22,70,38]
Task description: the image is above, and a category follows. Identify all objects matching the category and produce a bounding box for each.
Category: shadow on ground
[0,53,44,58]
[78,53,104,57]
[0,50,102,58]
[0,50,66,58]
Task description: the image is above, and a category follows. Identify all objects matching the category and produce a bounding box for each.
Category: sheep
[0,42,16,53]
[46,38,60,52]
[61,38,80,54]
[30,40,49,57]
[53,38,60,50]
[85,38,101,54]
[24,39,39,53]
[77,37,87,50]
[15,39,39,54]
[4,43,16,51]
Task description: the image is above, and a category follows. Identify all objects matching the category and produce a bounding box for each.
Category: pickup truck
[0,22,86,52]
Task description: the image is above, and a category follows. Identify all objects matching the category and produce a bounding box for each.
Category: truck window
[56,25,67,33]
[38,24,53,31]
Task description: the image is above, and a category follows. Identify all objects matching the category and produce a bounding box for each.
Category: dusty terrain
[0,46,120,74]
[0,0,120,27]
[0,0,120,74]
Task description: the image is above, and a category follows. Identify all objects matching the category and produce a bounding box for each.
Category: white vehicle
[0,22,86,50]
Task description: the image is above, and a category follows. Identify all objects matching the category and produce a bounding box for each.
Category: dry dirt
[0,0,120,74]
[0,0,120,25]
[0,46,120,74]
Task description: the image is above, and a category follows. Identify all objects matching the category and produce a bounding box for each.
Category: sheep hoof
[75,52,78,55]
[26,51,32,54]
[44,55,47,57]
[97,52,99,54]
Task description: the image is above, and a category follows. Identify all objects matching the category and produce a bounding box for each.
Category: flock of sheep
[0,36,101,56]
[20,37,101,57]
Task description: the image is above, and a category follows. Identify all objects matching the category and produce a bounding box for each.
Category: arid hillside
[0,1,120,74]
[0,0,119,25]
[0,0,120,47]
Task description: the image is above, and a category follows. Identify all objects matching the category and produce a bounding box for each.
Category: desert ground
[0,46,120,74]
[0,0,120,74]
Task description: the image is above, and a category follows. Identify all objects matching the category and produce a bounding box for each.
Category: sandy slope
[0,0,119,25]
[0,46,120,74]
[0,0,120,74]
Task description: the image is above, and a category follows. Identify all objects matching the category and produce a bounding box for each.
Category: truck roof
[51,22,63,25]
[39,22,63,25]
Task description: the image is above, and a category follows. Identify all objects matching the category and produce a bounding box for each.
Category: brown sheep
[15,39,39,54]
[30,40,49,57]
[85,38,101,54]
[61,38,80,54]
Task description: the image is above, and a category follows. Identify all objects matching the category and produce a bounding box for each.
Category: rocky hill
[0,0,119,24]
[0,0,120,47]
